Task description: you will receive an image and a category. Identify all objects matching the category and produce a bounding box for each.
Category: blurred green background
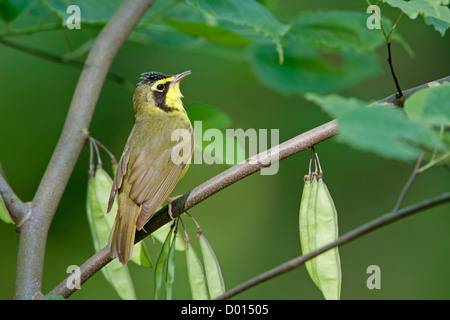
[1,0,449,299]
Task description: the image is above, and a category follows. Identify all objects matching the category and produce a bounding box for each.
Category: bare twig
[215,192,450,300]
[90,137,117,164]
[386,42,404,101]
[13,0,155,300]
[393,153,423,212]
[419,151,450,173]
[366,0,404,102]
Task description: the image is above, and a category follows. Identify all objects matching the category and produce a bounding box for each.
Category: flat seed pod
[86,171,136,300]
[299,178,314,282]
[102,258,136,300]
[198,233,225,299]
[165,232,177,300]
[186,242,210,300]
[154,224,174,300]
[130,240,152,268]
[314,178,341,300]
[153,221,186,251]
[94,168,116,231]
[306,176,320,287]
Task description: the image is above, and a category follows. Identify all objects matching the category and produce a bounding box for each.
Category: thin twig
[387,42,403,100]
[215,192,450,300]
[184,211,203,237]
[386,12,404,41]
[367,0,404,102]
[0,23,61,36]
[178,216,190,244]
[90,137,117,163]
[90,138,103,169]
[393,153,423,212]
[419,151,450,174]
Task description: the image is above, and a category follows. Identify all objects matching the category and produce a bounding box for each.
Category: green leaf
[101,258,136,300]
[130,240,153,268]
[405,82,450,127]
[165,20,253,46]
[186,241,210,300]
[86,171,136,300]
[185,0,289,63]
[306,94,446,162]
[224,131,247,165]
[305,94,370,118]
[143,0,201,24]
[86,172,112,251]
[198,234,225,299]
[165,231,177,300]
[250,42,379,95]
[186,104,231,131]
[193,129,247,166]
[153,224,175,300]
[152,221,186,251]
[382,0,450,36]
[188,104,246,166]
[0,193,13,224]
[0,0,32,22]
[314,178,341,300]
[130,25,205,48]
[290,11,386,52]
[45,295,65,300]
[41,0,121,24]
[299,179,319,288]
[63,39,95,60]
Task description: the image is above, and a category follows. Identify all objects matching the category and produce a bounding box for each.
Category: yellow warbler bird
[107,71,194,264]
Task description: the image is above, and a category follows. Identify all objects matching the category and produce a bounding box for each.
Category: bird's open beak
[171,70,191,86]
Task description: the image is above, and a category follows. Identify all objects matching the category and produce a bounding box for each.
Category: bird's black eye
[156,84,164,91]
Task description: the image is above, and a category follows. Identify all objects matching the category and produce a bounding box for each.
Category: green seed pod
[199,233,226,299]
[154,224,174,300]
[87,170,136,300]
[299,176,320,287]
[186,242,210,300]
[313,177,341,300]
[299,174,341,300]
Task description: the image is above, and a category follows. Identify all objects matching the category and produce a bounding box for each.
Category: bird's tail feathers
[109,193,139,265]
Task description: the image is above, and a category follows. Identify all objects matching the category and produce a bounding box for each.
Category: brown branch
[46,76,450,299]
[13,0,155,300]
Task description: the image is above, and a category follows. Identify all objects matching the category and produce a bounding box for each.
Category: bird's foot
[167,195,183,220]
